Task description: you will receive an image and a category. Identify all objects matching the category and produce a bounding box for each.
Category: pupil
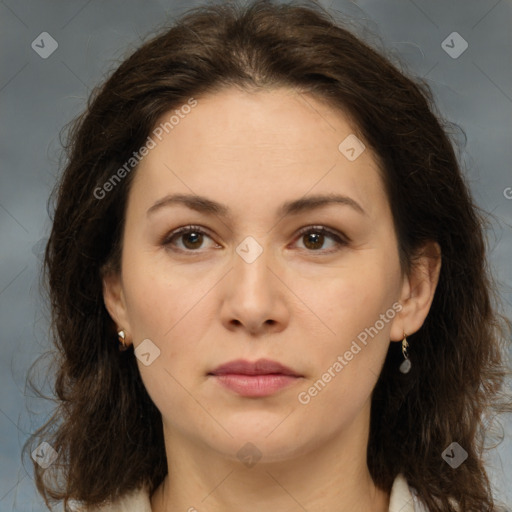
[184,232,202,248]
[305,233,323,249]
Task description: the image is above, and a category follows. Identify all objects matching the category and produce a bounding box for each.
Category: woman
[24,1,511,511]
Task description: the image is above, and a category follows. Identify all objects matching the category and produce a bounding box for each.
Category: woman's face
[104,87,414,463]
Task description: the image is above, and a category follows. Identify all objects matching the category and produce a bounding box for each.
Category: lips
[208,359,302,397]
[209,358,301,377]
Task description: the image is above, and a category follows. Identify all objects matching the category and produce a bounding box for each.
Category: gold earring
[118,330,129,351]
[399,332,411,374]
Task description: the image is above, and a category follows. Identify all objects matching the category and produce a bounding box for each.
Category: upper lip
[209,358,302,377]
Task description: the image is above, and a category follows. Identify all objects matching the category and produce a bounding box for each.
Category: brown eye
[181,231,203,249]
[303,232,325,250]
[163,225,218,252]
[295,226,348,252]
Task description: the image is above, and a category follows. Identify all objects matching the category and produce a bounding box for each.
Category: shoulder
[389,473,429,512]
[69,487,152,512]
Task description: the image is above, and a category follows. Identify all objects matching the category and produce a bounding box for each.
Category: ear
[101,268,133,346]
[390,241,442,341]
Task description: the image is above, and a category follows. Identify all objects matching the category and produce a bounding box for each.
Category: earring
[399,332,411,374]
[118,329,129,352]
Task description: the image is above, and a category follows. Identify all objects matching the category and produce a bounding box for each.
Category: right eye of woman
[161,225,219,252]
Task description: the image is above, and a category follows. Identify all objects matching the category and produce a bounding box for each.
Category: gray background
[1,0,511,510]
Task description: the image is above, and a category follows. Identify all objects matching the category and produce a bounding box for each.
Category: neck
[150,403,390,512]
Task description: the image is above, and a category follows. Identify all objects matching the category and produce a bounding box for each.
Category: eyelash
[161,224,349,254]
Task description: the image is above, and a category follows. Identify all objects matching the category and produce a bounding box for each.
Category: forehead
[130,87,388,222]
[149,87,359,159]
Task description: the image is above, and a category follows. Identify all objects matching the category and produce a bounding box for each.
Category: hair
[23,1,511,511]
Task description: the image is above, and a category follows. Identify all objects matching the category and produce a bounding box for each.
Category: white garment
[75,473,429,511]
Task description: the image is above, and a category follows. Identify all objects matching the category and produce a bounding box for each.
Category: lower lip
[211,374,300,397]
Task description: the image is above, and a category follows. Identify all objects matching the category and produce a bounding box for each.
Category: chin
[202,421,313,464]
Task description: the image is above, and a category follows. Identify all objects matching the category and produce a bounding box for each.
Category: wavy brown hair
[23,1,511,511]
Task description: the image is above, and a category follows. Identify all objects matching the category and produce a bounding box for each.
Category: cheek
[122,270,171,340]
[120,257,209,415]
[120,249,221,382]
[293,270,396,427]
[120,240,199,337]
[297,262,399,404]
[296,261,398,340]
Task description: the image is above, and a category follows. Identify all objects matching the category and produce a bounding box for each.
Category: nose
[220,240,289,336]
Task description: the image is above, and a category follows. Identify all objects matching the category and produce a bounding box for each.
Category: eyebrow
[146,192,366,219]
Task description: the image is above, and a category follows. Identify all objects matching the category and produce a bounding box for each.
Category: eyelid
[294,225,350,244]
[291,225,350,253]
[161,224,217,247]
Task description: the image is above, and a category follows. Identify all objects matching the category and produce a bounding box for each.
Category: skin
[103,86,441,512]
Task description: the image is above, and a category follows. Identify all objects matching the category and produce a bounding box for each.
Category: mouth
[208,359,303,397]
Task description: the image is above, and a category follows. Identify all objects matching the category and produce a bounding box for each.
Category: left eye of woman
[162,225,348,253]
[294,226,348,252]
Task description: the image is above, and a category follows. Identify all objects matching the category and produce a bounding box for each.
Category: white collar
[389,473,428,511]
